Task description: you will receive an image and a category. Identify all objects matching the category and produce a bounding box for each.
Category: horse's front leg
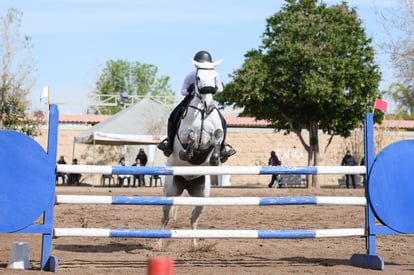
[209,129,223,166]
[179,131,195,161]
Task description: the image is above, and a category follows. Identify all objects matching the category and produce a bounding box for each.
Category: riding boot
[157,138,172,157]
[158,98,190,157]
[157,113,177,157]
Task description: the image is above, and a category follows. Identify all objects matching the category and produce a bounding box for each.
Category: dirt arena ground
[1,184,413,274]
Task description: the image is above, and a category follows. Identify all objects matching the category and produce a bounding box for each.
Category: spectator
[56,156,67,184]
[360,157,365,186]
[136,148,148,186]
[341,150,357,188]
[136,148,148,166]
[68,158,81,186]
[131,158,144,187]
[268,151,282,188]
[118,157,131,187]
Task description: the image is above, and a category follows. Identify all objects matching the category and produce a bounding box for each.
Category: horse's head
[192,59,223,113]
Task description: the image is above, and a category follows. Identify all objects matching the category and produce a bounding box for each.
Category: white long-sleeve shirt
[180,69,223,96]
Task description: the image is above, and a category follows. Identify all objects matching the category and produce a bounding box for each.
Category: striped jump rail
[53,228,366,239]
[56,164,366,175]
[56,195,366,206]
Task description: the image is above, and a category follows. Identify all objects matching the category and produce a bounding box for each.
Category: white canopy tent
[72,97,172,163]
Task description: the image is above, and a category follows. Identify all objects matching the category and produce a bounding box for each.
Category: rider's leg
[218,112,236,163]
[157,107,179,156]
[158,95,193,157]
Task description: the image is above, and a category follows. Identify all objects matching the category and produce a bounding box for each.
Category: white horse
[157,59,224,249]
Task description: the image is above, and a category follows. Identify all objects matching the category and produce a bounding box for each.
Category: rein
[186,99,218,148]
[183,68,217,149]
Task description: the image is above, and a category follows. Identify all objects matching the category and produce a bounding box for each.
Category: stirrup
[224,143,237,157]
[220,144,237,163]
[226,148,237,157]
[157,139,168,150]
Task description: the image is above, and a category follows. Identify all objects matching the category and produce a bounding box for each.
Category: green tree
[0,8,43,136]
[93,60,175,114]
[216,0,382,187]
[386,82,414,119]
[378,1,414,117]
[381,0,414,86]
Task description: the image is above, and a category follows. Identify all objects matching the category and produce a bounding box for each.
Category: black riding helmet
[193,51,212,63]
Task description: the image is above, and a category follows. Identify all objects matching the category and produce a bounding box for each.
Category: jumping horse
[156,59,224,249]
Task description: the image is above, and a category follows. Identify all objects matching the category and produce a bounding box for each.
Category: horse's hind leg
[161,205,171,230]
[153,204,171,251]
[187,176,210,248]
[154,175,183,251]
[209,129,223,166]
[190,205,205,248]
[170,205,179,222]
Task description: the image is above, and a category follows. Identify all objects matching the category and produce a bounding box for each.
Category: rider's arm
[214,71,223,93]
[181,71,196,96]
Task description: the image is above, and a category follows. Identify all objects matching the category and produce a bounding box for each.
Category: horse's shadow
[54,242,152,254]
[279,256,349,267]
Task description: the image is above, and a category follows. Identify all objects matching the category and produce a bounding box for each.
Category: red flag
[373,98,387,112]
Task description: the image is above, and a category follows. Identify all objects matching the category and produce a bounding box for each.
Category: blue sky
[1,0,397,113]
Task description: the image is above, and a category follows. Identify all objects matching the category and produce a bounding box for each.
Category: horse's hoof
[209,154,220,166]
[153,240,163,251]
[214,129,223,140]
[179,150,189,161]
[188,132,196,140]
[190,239,198,250]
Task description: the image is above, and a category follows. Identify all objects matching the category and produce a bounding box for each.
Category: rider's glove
[187,84,195,94]
[213,85,218,94]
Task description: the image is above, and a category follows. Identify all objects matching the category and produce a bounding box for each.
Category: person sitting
[157,50,236,163]
[117,157,131,187]
[68,158,81,186]
[131,158,144,187]
[56,155,67,184]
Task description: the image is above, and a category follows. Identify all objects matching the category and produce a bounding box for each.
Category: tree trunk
[308,122,320,188]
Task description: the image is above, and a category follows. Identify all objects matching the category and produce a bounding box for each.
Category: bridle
[189,68,217,113]
[181,68,218,149]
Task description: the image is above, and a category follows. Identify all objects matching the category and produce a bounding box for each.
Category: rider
[157,50,236,163]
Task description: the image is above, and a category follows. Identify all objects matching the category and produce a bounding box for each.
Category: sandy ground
[1,184,413,274]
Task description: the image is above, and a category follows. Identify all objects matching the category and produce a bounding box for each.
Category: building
[34,111,414,187]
